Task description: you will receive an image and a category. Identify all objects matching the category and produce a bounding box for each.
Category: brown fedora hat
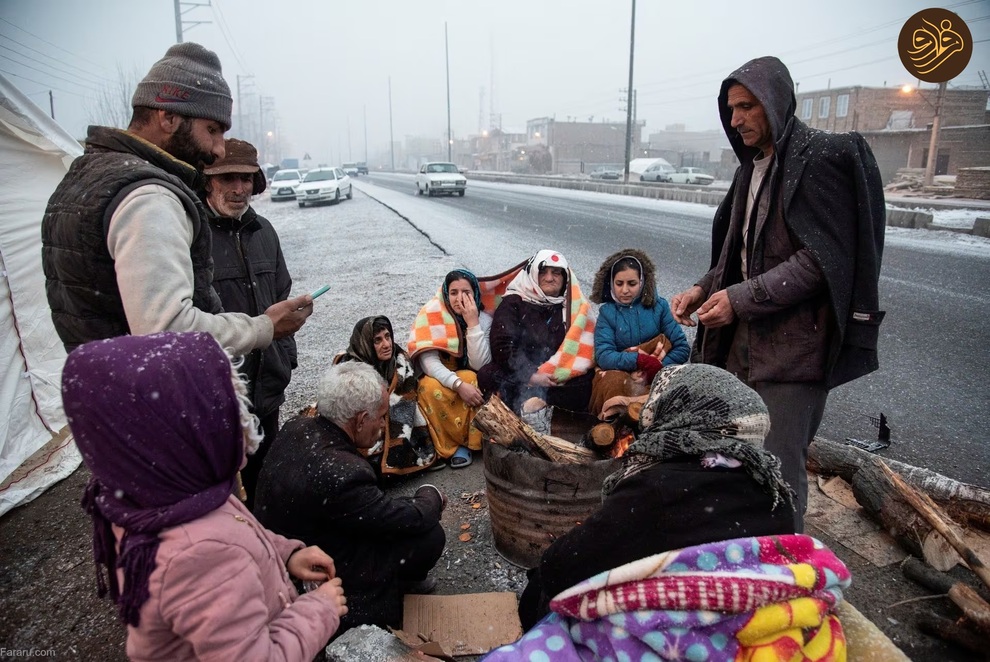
[203,138,267,195]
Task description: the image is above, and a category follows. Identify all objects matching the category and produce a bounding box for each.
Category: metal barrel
[483,442,620,569]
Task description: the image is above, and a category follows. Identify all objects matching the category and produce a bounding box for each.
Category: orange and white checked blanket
[407,260,597,382]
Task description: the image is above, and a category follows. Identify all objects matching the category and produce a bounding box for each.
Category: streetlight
[901,82,947,187]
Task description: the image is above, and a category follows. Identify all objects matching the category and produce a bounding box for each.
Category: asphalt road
[364,172,990,488]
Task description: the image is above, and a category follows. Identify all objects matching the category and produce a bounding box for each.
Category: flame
[611,432,634,458]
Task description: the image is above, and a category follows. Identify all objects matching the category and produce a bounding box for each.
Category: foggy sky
[2,0,987,165]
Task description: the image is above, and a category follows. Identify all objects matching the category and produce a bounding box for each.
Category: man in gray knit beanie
[42,42,314,360]
[131,42,233,130]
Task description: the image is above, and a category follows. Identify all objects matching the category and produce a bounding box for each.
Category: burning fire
[611,432,634,458]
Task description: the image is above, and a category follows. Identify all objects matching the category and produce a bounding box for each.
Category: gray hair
[317,361,387,426]
[225,350,264,455]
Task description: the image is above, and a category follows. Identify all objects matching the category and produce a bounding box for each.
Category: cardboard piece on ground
[400,592,522,656]
[807,473,907,567]
[922,527,990,572]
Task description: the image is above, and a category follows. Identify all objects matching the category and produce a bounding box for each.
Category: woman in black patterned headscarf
[336,316,436,475]
[518,363,795,629]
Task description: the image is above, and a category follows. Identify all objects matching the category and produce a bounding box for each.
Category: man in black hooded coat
[671,56,886,530]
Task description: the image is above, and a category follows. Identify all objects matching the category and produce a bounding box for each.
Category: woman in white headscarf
[477,249,594,416]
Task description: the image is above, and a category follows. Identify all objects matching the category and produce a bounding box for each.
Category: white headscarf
[505,249,569,307]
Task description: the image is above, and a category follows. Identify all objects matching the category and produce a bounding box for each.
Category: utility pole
[363,105,368,162]
[445,22,452,162]
[388,76,395,171]
[48,90,54,120]
[622,0,636,184]
[173,0,211,43]
[174,0,182,42]
[347,117,352,161]
[923,81,946,188]
[236,75,253,141]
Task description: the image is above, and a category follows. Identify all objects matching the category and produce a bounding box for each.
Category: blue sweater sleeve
[594,305,639,372]
[656,298,690,366]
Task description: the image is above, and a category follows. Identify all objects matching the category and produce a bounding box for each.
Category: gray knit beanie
[132,43,232,129]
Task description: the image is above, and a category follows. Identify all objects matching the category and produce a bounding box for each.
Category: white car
[270,169,302,201]
[639,162,675,183]
[296,167,353,207]
[416,162,467,197]
[668,167,715,185]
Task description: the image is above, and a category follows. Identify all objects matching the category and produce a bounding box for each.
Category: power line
[567,9,989,117]
[0,32,111,83]
[0,67,95,99]
[211,0,252,73]
[0,52,101,92]
[0,42,109,88]
[0,17,111,75]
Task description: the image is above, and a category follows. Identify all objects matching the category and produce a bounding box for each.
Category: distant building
[795,85,990,183]
[470,128,526,172]
[647,124,729,179]
[526,117,643,175]
[795,85,987,133]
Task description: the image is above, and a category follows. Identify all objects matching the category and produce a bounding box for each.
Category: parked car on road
[356,162,369,175]
[589,167,622,180]
[416,162,467,197]
[342,162,359,176]
[296,167,353,207]
[269,169,302,201]
[668,167,715,185]
[639,161,675,183]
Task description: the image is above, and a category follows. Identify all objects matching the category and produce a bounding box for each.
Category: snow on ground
[252,192,459,418]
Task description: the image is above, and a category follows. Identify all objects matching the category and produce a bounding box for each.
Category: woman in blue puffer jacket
[589,249,690,416]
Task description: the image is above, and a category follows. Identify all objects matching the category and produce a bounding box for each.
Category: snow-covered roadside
[252,193,459,417]
[358,175,990,259]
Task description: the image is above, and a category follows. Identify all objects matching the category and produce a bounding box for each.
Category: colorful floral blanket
[407,260,596,382]
[482,535,851,661]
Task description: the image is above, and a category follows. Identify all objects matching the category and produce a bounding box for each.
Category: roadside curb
[465,172,990,236]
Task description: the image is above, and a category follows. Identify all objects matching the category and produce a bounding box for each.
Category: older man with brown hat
[42,42,312,355]
[203,138,298,509]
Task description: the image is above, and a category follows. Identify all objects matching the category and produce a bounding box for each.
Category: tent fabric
[0,73,82,517]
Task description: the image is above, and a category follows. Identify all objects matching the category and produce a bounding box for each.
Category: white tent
[0,74,82,517]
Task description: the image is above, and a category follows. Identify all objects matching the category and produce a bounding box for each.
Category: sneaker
[400,577,437,595]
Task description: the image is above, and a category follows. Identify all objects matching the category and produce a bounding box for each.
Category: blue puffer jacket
[595,293,690,371]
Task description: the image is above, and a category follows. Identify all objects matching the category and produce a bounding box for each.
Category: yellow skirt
[417,370,483,459]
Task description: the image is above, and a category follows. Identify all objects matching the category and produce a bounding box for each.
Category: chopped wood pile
[954,166,990,200]
[474,395,638,463]
[883,167,955,195]
[809,438,990,651]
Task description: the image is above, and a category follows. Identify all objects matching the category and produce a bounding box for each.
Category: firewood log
[917,614,990,653]
[474,395,595,464]
[809,438,990,532]
[588,423,615,447]
[879,462,990,593]
[902,556,990,635]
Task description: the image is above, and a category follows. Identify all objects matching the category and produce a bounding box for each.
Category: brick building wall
[860,125,990,184]
[795,86,987,133]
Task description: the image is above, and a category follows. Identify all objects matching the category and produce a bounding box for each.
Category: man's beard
[165,119,215,170]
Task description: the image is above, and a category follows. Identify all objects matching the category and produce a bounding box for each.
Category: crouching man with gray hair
[255,361,446,634]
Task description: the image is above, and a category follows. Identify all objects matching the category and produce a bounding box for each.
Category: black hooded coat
[695,56,885,388]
